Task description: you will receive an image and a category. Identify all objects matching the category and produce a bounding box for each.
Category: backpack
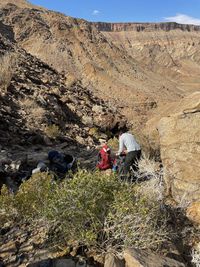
[48,150,68,174]
[97,145,112,170]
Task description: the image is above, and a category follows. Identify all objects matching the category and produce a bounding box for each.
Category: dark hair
[115,126,128,137]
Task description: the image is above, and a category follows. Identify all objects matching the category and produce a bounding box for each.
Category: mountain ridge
[92,21,200,32]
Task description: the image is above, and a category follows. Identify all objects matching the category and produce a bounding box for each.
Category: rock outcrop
[93,22,200,32]
[187,201,200,225]
[124,248,186,267]
[157,92,200,206]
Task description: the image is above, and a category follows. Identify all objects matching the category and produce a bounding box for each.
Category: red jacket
[97,145,112,170]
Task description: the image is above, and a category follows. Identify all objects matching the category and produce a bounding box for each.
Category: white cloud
[92,10,100,16]
[164,14,200,25]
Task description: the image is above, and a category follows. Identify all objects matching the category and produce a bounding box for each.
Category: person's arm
[117,135,124,155]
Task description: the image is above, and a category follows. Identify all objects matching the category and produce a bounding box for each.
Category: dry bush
[19,98,45,129]
[104,183,169,251]
[135,154,165,201]
[0,53,17,93]
[192,243,200,267]
[44,124,61,139]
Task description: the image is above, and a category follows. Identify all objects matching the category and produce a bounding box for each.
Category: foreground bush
[104,186,168,251]
[0,169,170,252]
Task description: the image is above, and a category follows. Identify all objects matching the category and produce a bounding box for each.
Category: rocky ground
[0,220,101,267]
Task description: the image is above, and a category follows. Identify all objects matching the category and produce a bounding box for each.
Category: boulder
[157,92,200,204]
[124,248,186,267]
[104,253,125,267]
[186,201,200,225]
[92,105,104,114]
[54,259,76,267]
[94,114,126,132]
[82,115,93,126]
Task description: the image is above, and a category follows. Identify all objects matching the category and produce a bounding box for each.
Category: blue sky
[29,0,200,25]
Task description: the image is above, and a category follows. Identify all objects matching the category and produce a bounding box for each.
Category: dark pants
[123,150,141,175]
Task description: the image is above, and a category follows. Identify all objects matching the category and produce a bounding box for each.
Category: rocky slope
[0,25,124,150]
[1,0,196,129]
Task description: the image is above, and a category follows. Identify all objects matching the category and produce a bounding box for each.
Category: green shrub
[0,169,170,253]
[14,172,54,219]
[0,185,16,227]
[43,170,120,247]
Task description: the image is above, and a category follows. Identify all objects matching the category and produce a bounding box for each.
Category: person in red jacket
[96,139,113,171]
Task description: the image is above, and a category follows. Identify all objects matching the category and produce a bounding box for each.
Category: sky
[29,0,200,25]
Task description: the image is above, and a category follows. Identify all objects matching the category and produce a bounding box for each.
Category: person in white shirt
[117,127,141,178]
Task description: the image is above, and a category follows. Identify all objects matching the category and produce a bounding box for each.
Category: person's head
[116,126,128,138]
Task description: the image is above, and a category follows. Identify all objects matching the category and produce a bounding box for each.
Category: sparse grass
[19,97,45,129]
[0,53,17,93]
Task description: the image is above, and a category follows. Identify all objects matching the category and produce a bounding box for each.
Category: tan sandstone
[186,201,200,225]
[124,248,185,267]
[157,92,200,205]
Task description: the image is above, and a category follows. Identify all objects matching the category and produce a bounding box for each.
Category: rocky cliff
[93,22,200,32]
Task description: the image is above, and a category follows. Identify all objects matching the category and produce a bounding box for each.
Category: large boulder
[124,248,186,267]
[157,92,200,204]
[186,201,200,225]
[104,253,125,267]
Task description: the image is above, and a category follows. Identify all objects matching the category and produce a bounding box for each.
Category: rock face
[124,248,186,267]
[93,22,200,32]
[104,253,125,267]
[186,201,200,225]
[157,92,200,204]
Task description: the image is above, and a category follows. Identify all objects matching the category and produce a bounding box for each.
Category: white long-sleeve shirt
[118,133,140,154]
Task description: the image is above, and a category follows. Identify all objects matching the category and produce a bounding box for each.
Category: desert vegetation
[0,152,199,266]
[44,124,61,139]
[19,97,45,129]
[192,243,200,267]
[0,157,171,255]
